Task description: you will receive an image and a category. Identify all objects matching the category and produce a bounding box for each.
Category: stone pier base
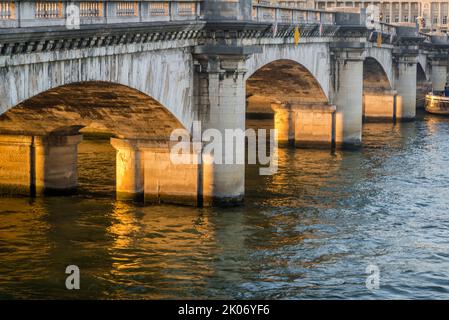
[271,103,294,146]
[363,90,397,122]
[111,138,201,206]
[0,134,82,195]
[395,57,417,121]
[271,103,336,148]
[292,104,336,148]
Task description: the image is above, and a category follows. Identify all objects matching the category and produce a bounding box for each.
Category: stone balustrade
[0,0,368,29]
[252,1,335,24]
[0,0,202,28]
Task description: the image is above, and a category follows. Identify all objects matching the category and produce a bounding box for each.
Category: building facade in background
[313,1,449,31]
[257,0,311,8]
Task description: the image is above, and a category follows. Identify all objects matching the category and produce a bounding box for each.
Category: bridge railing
[0,0,203,29]
[252,1,335,25]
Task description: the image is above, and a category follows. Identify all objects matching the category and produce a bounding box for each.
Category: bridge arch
[0,81,186,139]
[416,62,431,108]
[362,55,396,121]
[0,80,200,205]
[0,48,195,134]
[417,54,429,79]
[245,55,333,148]
[246,58,329,114]
[365,47,394,87]
[363,57,393,91]
[417,61,429,81]
[245,43,331,101]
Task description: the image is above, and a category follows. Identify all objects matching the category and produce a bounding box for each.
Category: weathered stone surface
[196,56,246,206]
[110,138,144,201]
[0,135,33,195]
[272,103,294,146]
[332,48,365,148]
[0,134,82,195]
[431,63,448,92]
[395,56,418,121]
[293,104,336,148]
[111,138,201,206]
[34,135,82,194]
[363,90,397,121]
[143,148,200,206]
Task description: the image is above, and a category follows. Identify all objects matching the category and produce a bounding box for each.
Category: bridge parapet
[252,1,334,25]
[0,0,202,29]
[367,23,429,49]
[0,0,355,29]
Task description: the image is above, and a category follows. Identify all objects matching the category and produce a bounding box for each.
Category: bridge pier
[110,138,144,202]
[195,55,247,206]
[430,59,448,92]
[363,90,398,122]
[271,102,336,148]
[394,55,418,121]
[271,103,294,146]
[417,80,433,109]
[111,138,201,206]
[332,48,365,148]
[292,104,336,148]
[0,134,82,195]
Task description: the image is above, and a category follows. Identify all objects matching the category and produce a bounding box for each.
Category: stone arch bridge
[0,0,448,206]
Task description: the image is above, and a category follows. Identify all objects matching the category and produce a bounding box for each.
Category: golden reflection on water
[0,199,51,283]
[422,112,449,135]
[104,201,219,298]
[2,114,449,298]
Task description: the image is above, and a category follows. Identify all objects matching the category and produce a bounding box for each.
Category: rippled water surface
[2,112,449,299]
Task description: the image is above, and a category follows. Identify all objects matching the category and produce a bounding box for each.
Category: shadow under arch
[416,62,431,109]
[362,57,396,122]
[0,81,200,204]
[0,81,187,139]
[245,59,329,116]
[244,58,334,192]
[363,57,392,91]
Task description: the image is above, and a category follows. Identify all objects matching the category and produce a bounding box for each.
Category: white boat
[425,93,449,115]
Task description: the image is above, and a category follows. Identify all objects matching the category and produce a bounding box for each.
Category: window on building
[404,15,408,22]
[386,15,390,23]
[395,16,399,23]
[433,16,438,24]
[443,16,448,25]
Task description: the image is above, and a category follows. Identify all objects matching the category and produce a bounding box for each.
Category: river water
[1,111,449,299]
